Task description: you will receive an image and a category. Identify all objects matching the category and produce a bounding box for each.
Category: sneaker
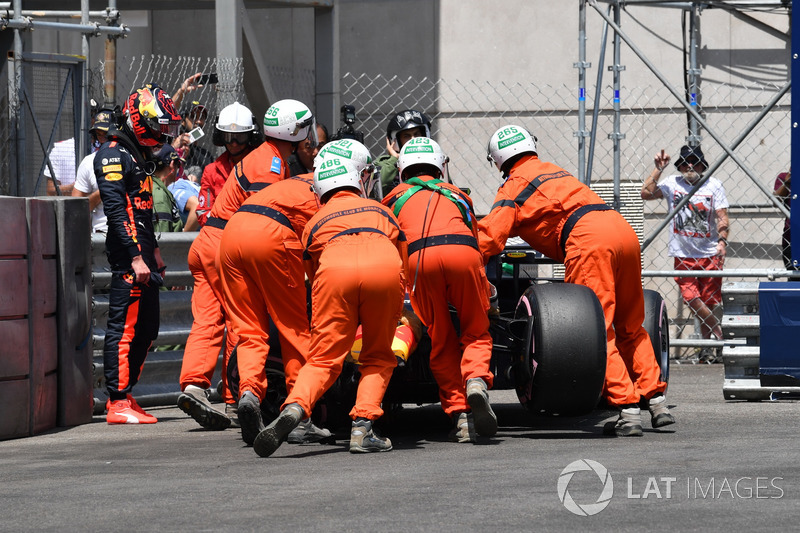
[288,418,334,444]
[603,406,643,437]
[225,402,241,429]
[106,399,158,425]
[177,384,231,431]
[253,403,304,458]
[237,391,265,446]
[350,417,392,453]
[448,412,476,443]
[648,394,676,428]
[466,377,498,437]
[105,395,157,423]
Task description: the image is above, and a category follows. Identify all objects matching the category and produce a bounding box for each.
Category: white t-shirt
[73,152,108,234]
[43,138,77,187]
[656,174,729,258]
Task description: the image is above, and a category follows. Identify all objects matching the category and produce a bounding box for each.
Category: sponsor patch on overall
[102,164,122,173]
[270,156,282,174]
[104,172,123,181]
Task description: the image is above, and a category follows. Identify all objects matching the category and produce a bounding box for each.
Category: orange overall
[284,191,406,421]
[383,177,494,416]
[180,141,288,400]
[218,174,318,401]
[478,154,666,407]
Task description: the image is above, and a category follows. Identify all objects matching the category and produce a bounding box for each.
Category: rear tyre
[643,289,670,388]
[513,283,606,416]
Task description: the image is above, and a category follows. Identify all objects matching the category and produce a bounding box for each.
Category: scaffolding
[1,0,128,196]
[578,0,792,253]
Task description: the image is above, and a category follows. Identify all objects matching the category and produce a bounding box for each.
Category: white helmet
[314,139,372,173]
[313,157,363,199]
[262,99,317,145]
[486,125,537,172]
[397,137,447,180]
[216,102,255,132]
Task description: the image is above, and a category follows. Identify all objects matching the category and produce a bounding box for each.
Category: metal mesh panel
[23,61,78,197]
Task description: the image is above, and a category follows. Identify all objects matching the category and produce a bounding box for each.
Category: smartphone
[198,72,218,85]
[188,126,205,144]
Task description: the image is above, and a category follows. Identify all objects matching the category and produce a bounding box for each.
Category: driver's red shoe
[106,399,158,424]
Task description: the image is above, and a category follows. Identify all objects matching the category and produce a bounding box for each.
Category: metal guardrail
[90,232,227,412]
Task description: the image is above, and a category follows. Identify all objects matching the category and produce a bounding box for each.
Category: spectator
[287,123,329,176]
[151,145,184,233]
[44,137,77,196]
[72,108,117,234]
[169,172,201,232]
[171,72,203,112]
[372,109,432,198]
[185,165,203,184]
[773,170,793,270]
[253,158,405,457]
[479,125,673,437]
[194,102,260,227]
[95,83,179,424]
[177,99,317,431]
[382,137,496,443]
[641,146,729,362]
[172,101,215,172]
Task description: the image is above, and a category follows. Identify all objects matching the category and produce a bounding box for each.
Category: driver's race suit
[95,129,161,401]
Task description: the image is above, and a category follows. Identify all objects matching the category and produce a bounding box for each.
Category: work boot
[466,377,498,437]
[225,402,241,429]
[448,412,476,443]
[648,394,676,428]
[177,384,231,431]
[107,399,157,425]
[237,391,265,446]
[350,418,392,453]
[253,403,304,458]
[288,418,334,444]
[604,405,644,437]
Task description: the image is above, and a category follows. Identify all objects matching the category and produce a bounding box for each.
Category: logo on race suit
[270,156,282,174]
[102,164,122,173]
[104,172,123,182]
[557,459,614,516]
[139,175,153,194]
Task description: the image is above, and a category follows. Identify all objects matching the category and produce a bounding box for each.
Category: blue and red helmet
[124,83,181,148]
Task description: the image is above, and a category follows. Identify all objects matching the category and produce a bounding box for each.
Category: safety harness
[388,177,474,230]
[385,177,479,256]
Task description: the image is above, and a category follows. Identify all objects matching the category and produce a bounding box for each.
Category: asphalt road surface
[1,364,798,531]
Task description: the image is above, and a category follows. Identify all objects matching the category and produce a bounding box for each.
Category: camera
[331,104,364,143]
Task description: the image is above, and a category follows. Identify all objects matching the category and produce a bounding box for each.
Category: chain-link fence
[342,72,791,361]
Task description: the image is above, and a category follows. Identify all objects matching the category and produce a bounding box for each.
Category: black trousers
[104,273,160,401]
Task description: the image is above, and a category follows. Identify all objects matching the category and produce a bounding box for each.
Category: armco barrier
[90,232,224,412]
